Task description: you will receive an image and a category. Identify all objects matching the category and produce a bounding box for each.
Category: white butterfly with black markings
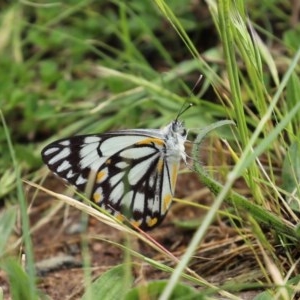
[41,108,189,230]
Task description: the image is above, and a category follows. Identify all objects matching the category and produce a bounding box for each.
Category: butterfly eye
[172,121,179,131]
[172,121,187,137]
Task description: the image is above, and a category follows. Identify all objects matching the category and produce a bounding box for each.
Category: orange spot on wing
[136,138,164,146]
[157,158,164,173]
[163,194,173,212]
[93,192,101,203]
[130,220,142,228]
[96,170,107,183]
[146,217,158,228]
[115,213,125,222]
[171,164,179,193]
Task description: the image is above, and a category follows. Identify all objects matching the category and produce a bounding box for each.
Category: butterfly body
[42,119,187,230]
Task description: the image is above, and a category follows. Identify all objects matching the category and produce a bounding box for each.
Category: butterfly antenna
[176,74,203,121]
[189,74,203,97]
[176,103,193,121]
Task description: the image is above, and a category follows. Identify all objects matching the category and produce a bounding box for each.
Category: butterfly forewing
[41,125,186,230]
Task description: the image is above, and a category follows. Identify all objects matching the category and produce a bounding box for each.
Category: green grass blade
[0,206,17,255]
[81,264,132,300]
[0,110,37,298]
[1,258,38,300]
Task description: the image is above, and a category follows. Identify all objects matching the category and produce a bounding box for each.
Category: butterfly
[41,111,189,230]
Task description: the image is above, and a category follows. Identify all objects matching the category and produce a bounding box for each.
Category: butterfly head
[168,102,192,139]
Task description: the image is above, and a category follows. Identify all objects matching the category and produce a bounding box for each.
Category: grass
[1,0,300,299]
